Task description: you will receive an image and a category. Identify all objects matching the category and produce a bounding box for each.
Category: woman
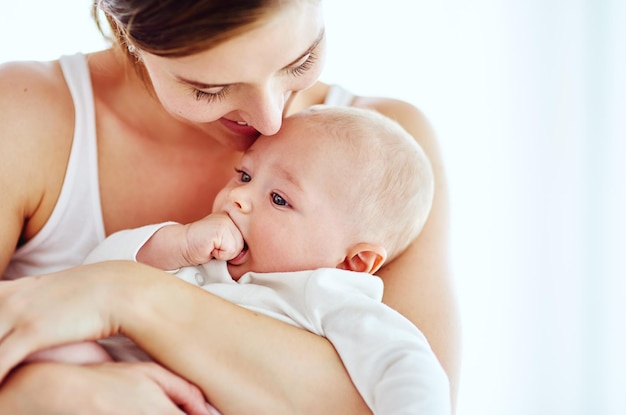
[0,1,460,413]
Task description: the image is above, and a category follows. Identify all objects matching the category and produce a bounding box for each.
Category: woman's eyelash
[287,52,318,77]
[193,52,318,102]
[193,88,228,103]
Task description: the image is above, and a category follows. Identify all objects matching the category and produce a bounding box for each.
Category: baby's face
[213,115,354,279]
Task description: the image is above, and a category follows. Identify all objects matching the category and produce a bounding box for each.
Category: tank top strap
[324,84,355,107]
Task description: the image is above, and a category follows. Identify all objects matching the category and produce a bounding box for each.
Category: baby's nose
[230,187,251,213]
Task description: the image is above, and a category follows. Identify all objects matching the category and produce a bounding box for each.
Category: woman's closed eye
[193,86,229,103]
[286,52,318,77]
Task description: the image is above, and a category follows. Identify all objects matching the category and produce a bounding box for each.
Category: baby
[30,106,450,415]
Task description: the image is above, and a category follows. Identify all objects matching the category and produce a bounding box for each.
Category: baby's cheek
[250,223,294,270]
[212,187,231,212]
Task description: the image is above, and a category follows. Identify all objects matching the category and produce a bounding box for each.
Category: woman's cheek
[149,83,218,123]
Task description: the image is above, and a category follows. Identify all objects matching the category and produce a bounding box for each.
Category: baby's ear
[338,243,387,274]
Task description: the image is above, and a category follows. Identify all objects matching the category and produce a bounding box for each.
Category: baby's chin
[226,242,249,281]
[226,263,247,281]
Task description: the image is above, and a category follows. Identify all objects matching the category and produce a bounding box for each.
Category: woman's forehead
[158,3,325,85]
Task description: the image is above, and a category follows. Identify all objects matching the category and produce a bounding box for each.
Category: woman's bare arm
[0,261,371,415]
[116,262,371,414]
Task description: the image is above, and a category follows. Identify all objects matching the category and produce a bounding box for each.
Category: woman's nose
[244,85,286,136]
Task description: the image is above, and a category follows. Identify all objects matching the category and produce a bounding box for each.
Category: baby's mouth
[229,241,248,265]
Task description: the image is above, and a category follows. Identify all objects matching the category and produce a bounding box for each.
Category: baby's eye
[235,169,251,182]
[271,192,289,207]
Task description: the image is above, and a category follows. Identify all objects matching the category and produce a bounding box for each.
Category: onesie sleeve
[83,222,178,264]
[302,269,451,415]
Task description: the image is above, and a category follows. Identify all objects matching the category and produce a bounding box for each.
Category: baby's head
[214,105,434,278]
[297,105,434,264]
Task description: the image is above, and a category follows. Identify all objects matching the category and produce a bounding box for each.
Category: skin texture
[0,2,461,414]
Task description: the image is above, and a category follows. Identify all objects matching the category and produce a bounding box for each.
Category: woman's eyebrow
[283,27,325,68]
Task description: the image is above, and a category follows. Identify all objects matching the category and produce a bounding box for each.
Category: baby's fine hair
[300,105,435,262]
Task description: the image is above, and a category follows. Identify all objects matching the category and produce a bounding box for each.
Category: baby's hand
[184,212,244,264]
[136,214,244,269]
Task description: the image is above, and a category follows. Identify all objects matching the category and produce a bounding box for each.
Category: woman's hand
[0,361,215,415]
[0,261,140,381]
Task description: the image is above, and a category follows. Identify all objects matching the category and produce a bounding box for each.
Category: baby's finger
[211,227,244,262]
[211,244,240,262]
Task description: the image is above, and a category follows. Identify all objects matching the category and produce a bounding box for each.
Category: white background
[2,1,625,414]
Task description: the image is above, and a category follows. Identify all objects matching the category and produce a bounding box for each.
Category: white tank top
[4,54,105,279]
[324,84,355,106]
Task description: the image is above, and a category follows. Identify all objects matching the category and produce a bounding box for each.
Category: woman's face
[139,2,326,151]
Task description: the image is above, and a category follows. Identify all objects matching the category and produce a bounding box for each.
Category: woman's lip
[219,118,260,137]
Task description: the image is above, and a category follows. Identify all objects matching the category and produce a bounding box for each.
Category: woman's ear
[338,243,387,274]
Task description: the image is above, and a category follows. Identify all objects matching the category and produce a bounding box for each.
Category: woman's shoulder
[352,95,438,152]
[0,58,74,150]
[0,59,75,242]
[0,59,73,120]
[0,59,75,144]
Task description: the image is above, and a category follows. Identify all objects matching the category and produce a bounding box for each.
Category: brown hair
[92,0,309,83]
